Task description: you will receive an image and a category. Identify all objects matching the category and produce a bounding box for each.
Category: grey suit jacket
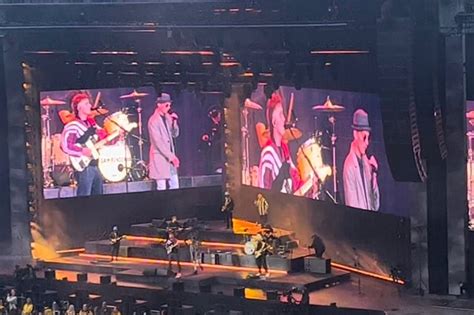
[343,143,380,211]
[148,110,180,180]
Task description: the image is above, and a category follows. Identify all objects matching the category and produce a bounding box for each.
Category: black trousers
[111,243,120,260]
[168,252,182,273]
[255,254,268,273]
[259,214,268,226]
[224,211,233,229]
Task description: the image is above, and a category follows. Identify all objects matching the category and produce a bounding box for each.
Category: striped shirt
[255,197,269,216]
[61,118,106,158]
[61,119,90,157]
[258,141,296,193]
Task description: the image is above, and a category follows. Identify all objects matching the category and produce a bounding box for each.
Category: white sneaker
[175,273,182,279]
[265,272,271,278]
[256,272,261,277]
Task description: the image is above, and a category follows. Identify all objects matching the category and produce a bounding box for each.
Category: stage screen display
[241,85,414,217]
[468,100,474,228]
[40,87,223,199]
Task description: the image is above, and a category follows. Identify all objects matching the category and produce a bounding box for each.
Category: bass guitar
[254,241,273,259]
[70,123,137,172]
[165,239,179,255]
[110,235,125,245]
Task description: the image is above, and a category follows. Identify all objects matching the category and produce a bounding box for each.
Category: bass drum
[244,241,256,255]
[98,141,132,182]
[296,137,332,184]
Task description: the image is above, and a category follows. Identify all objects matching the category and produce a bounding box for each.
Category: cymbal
[120,90,149,100]
[41,96,66,106]
[283,127,302,141]
[244,98,263,110]
[312,96,345,112]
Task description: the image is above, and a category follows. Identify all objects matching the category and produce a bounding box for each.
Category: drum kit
[242,94,345,201]
[40,90,150,188]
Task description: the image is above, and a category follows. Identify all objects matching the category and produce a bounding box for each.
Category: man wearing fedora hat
[148,93,180,190]
[343,109,380,211]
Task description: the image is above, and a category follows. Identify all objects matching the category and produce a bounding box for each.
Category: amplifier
[304,256,331,274]
[202,253,220,265]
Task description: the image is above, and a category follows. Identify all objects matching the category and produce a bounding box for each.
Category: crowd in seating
[0,289,123,315]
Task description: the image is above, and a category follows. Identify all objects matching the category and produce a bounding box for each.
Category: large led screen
[241,86,414,216]
[40,87,223,199]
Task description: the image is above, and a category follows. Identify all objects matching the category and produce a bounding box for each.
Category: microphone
[368,155,378,174]
[284,118,298,129]
[169,110,178,124]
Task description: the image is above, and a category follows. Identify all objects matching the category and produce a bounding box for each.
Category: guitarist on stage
[109,226,123,262]
[165,232,182,278]
[254,233,272,278]
[61,92,109,196]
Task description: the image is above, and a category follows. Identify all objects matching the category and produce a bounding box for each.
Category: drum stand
[329,115,338,202]
[134,98,145,163]
[41,105,54,188]
[241,107,251,185]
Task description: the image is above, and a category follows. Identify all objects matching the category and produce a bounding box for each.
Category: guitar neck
[93,131,120,150]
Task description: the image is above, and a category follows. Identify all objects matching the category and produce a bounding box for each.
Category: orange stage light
[89,51,137,55]
[310,50,370,55]
[161,50,215,56]
[220,62,240,67]
[331,262,405,285]
[56,248,86,254]
[124,235,245,249]
[79,253,287,275]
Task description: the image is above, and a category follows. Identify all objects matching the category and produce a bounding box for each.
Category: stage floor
[43,175,221,199]
[38,218,351,297]
[38,253,350,294]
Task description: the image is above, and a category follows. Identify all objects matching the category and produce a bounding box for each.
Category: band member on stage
[186,233,204,275]
[221,191,234,229]
[262,225,278,249]
[109,226,122,262]
[258,91,301,194]
[309,233,326,258]
[201,106,223,174]
[165,232,182,278]
[148,93,180,190]
[254,193,269,226]
[60,92,108,196]
[253,233,271,278]
[343,109,380,211]
[167,216,183,234]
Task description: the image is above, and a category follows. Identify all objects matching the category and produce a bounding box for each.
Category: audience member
[97,301,108,315]
[6,289,18,315]
[111,306,122,315]
[0,299,6,315]
[21,297,33,315]
[78,303,93,315]
[65,304,75,315]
